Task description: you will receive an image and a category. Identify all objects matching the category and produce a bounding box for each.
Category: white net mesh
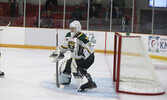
[118,36,164,94]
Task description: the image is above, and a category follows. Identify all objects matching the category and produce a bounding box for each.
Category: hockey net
[113,32,165,95]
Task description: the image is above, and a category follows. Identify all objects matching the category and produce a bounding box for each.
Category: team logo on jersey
[148,36,160,53]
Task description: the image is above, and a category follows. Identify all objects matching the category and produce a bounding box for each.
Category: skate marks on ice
[42,77,117,98]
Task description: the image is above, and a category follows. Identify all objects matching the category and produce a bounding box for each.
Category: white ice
[0,47,167,100]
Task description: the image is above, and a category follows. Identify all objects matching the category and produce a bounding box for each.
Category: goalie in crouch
[50,20,97,92]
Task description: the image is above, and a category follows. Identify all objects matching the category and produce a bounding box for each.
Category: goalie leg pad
[73,71,97,92]
[59,73,72,85]
[70,59,88,85]
[63,58,72,74]
[70,58,97,91]
[58,58,72,85]
[73,73,88,85]
[54,58,72,84]
[70,58,78,73]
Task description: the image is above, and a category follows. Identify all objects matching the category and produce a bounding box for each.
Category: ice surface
[42,78,117,98]
[0,47,166,100]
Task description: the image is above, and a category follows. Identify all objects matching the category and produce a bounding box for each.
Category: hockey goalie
[49,20,97,92]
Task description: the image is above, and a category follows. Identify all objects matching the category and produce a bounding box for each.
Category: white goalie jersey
[60,32,94,60]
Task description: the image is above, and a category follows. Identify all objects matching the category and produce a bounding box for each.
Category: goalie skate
[78,81,97,92]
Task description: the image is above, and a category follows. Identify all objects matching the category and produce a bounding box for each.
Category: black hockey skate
[78,81,97,92]
[0,71,5,78]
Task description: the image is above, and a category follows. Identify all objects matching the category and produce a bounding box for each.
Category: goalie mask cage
[113,32,165,95]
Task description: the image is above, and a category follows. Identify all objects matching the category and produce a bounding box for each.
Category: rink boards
[0,26,167,60]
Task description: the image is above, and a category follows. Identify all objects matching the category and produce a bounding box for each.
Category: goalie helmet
[69,20,82,33]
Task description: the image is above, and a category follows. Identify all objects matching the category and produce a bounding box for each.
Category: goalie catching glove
[49,47,64,62]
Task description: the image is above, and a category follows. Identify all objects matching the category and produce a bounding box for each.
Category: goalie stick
[56,31,64,89]
[55,32,60,88]
[55,31,64,89]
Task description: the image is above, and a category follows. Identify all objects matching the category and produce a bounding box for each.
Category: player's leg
[71,53,97,92]
[73,68,97,92]
[77,53,97,92]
